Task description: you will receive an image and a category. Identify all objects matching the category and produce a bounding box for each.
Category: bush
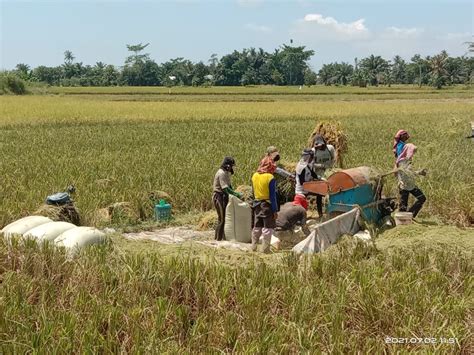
[0,72,27,94]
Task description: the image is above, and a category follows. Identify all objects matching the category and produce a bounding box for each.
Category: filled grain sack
[224,195,252,243]
[1,216,52,237]
[24,221,77,242]
[55,227,105,250]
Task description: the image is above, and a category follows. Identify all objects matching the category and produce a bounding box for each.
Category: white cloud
[244,23,272,34]
[384,26,423,38]
[437,32,472,41]
[302,13,368,37]
[290,13,469,69]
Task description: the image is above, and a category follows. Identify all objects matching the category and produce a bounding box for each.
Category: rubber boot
[261,228,273,254]
[251,227,262,252]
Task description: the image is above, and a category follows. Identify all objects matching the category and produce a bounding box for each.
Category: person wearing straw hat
[212,157,243,241]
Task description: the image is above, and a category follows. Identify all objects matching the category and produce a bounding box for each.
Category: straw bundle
[307,120,348,168]
[196,210,219,231]
[34,203,81,225]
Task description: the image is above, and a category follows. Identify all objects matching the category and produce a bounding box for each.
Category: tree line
[10,42,474,89]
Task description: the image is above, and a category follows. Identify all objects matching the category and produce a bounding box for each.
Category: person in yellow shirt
[251,156,279,253]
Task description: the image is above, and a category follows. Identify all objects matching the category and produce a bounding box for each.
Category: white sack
[1,216,52,237]
[24,221,77,242]
[224,195,252,243]
[55,227,105,250]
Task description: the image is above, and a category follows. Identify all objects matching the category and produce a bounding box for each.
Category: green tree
[391,55,407,84]
[125,43,150,65]
[15,63,31,81]
[429,51,449,89]
[278,44,315,85]
[359,55,389,86]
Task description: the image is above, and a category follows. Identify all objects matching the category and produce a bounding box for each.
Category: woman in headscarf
[212,157,243,241]
[396,143,427,218]
[393,130,410,158]
[251,154,279,253]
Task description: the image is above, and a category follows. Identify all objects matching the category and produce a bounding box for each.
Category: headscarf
[396,143,417,165]
[221,156,235,174]
[293,194,309,210]
[312,134,326,148]
[295,149,314,175]
[257,156,277,174]
[393,130,410,157]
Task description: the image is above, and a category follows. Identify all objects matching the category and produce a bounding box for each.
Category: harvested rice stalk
[235,185,253,203]
[197,210,218,231]
[275,161,296,204]
[307,120,348,168]
[34,204,81,225]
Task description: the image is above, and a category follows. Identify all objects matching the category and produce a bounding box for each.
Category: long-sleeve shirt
[313,145,336,178]
[295,165,318,195]
[252,172,278,213]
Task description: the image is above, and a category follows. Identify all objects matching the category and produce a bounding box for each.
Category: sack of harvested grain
[55,226,105,251]
[24,221,76,242]
[307,121,348,168]
[224,195,252,243]
[1,216,52,238]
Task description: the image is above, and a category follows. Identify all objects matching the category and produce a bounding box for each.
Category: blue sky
[1,0,472,70]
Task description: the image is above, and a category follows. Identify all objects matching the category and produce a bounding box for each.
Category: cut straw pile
[307,120,348,168]
[34,204,81,225]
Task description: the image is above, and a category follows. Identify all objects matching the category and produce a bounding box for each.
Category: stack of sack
[1,216,105,252]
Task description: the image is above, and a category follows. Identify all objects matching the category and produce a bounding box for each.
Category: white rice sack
[224,195,252,243]
[1,216,52,237]
[55,227,105,250]
[24,221,77,242]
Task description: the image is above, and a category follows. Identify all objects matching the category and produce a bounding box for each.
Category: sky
[0,0,472,70]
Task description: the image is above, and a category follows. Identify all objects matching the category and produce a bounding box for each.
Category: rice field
[1,86,473,353]
[0,86,472,226]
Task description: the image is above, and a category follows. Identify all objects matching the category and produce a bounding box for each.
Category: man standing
[251,155,279,253]
[212,157,242,241]
[312,135,336,217]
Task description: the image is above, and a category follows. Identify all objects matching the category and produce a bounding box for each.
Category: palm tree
[334,62,353,85]
[429,52,448,89]
[64,50,75,65]
[359,55,389,86]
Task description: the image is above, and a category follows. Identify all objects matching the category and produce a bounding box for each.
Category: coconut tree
[359,55,389,86]
[429,51,449,89]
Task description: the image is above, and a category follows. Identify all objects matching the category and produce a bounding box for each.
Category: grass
[0,86,472,227]
[0,226,472,353]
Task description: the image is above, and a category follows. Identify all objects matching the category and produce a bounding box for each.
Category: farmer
[295,148,318,196]
[311,135,336,217]
[212,157,243,241]
[276,194,310,236]
[251,155,279,253]
[263,146,294,181]
[393,129,410,159]
[396,143,427,218]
